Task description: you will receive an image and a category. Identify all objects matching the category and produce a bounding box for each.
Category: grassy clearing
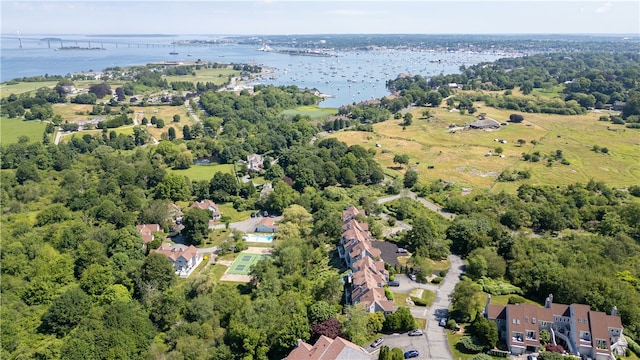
[168,163,234,182]
[281,106,338,121]
[0,117,47,144]
[217,202,253,223]
[329,104,640,193]
[1,80,59,97]
[531,85,565,98]
[429,258,451,272]
[130,105,193,139]
[392,292,410,307]
[210,264,228,281]
[163,68,241,86]
[481,293,540,306]
[415,318,426,330]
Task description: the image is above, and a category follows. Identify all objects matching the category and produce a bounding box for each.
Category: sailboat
[169,38,178,55]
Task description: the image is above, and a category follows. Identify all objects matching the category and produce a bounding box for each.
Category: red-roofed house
[485,294,627,359]
[255,217,278,233]
[152,243,203,278]
[190,199,221,220]
[285,336,370,360]
[136,224,161,245]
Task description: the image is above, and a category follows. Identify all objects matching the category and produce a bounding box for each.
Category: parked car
[408,274,416,281]
[396,247,408,254]
[388,280,400,287]
[439,318,447,327]
[251,212,256,218]
[527,356,538,360]
[408,329,423,336]
[404,350,419,358]
[370,338,384,348]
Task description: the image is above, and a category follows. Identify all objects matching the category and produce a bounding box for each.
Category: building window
[585,319,588,324]
[512,332,524,343]
[596,339,607,349]
[532,318,536,324]
[525,317,529,323]
[526,331,536,340]
[579,319,582,323]
[513,319,516,325]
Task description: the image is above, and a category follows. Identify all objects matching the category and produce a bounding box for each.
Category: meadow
[328,104,640,194]
[280,106,338,121]
[168,163,235,182]
[0,117,47,144]
[163,68,241,86]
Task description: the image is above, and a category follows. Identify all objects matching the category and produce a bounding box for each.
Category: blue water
[1,34,503,107]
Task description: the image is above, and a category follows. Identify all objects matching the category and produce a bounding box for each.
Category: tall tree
[181,208,211,246]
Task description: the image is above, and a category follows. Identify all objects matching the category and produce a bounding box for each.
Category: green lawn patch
[0,117,47,144]
[281,106,338,121]
[163,68,241,86]
[168,163,234,182]
[216,202,253,223]
[1,80,59,97]
[392,292,410,307]
[481,292,540,306]
[210,264,228,281]
[429,258,451,272]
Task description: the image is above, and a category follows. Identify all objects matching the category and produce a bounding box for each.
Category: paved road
[185,98,202,123]
[423,254,464,360]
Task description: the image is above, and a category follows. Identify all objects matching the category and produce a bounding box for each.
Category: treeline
[441,180,640,338]
[386,52,640,119]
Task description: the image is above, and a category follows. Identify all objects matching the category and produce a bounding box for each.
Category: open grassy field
[281,106,338,121]
[1,80,59,97]
[168,163,234,182]
[327,104,640,194]
[163,68,241,86]
[129,105,193,139]
[1,117,47,144]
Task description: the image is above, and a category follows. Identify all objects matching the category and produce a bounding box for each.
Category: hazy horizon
[2,1,639,36]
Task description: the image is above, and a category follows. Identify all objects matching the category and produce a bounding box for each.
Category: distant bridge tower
[17,30,22,48]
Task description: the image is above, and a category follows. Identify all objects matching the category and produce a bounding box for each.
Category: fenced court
[227,252,272,275]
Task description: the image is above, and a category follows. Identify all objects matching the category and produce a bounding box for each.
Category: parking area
[368,332,429,359]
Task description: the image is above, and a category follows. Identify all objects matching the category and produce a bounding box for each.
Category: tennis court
[227,252,272,275]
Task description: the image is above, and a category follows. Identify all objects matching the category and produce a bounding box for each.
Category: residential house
[168,202,184,224]
[136,224,161,247]
[285,336,370,360]
[247,153,264,172]
[340,206,391,314]
[152,243,203,278]
[255,217,277,233]
[485,294,627,359]
[190,199,221,220]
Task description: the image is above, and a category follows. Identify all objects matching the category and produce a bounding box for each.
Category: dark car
[408,329,423,336]
[404,350,419,359]
[388,280,400,287]
[370,338,384,348]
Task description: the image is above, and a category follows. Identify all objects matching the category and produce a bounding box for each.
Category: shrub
[410,296,428,306]
[546,343,564,353]
[478,277,522,295]
[509,114,524,123]
[446,319,457,330]
[431,277,443,284]
[470,355,493,360]
[507,295,526,304]
[439,270,447,277]
[459,336,484,353]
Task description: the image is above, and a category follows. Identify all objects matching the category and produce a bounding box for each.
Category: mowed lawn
[168,163,235,182]
[281,106,338,121]
[163,68,241,86]
[1,117,47,144]
[1,80,59,98]
[327,104,640,193]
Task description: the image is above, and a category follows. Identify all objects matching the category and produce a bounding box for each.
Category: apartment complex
[339,206,394,314]
[485,294,627,360]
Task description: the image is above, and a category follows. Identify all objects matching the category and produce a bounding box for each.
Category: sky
[1,0,639,35]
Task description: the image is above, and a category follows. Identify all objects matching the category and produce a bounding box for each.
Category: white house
[152,243,203,278]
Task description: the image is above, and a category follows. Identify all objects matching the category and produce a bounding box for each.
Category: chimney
[612,306,617,316]
[484,294,492,317]
[545,294,553,308]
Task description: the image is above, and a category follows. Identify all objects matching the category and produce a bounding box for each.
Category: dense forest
[2,49,640,359]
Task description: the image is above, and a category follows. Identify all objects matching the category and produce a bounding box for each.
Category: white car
[439,318,447,327]
[408,329,423,336]
[408,274,416,281]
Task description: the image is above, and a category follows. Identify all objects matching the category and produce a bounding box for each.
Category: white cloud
[595,2,612,14]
